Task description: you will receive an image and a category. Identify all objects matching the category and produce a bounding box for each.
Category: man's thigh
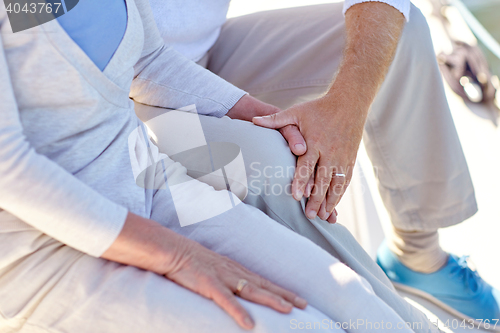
[208,3,346,109]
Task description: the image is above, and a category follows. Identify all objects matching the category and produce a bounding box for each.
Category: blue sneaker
[377,241,500,329]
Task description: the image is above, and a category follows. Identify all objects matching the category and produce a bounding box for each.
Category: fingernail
[306,209,317,219]
[294,189,304,201]
[294,297,308,308]
[244,317,255,328]
[281,299,293,308]
[253,116,262,120]
[294,143,305,151]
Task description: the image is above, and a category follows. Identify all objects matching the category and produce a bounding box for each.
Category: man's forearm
[324,2,405,115]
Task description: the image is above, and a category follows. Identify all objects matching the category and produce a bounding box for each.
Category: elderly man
[141,0,500,322]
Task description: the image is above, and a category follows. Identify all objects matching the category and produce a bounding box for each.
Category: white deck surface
[228,0,500,331]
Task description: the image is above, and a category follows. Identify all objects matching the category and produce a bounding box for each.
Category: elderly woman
[0,0,438,332]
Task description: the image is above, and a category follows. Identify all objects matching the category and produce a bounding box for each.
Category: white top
[151,0,231,61]
[149,0,411,61]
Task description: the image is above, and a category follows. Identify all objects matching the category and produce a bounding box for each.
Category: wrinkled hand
[253,96,365,222]
[227,95,307,156]
[165,237,307,330]
[103,213,307,330]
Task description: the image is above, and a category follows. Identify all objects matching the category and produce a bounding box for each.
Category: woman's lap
[0,185,408,332]
[149,185,412,332]
[0,228,338,333]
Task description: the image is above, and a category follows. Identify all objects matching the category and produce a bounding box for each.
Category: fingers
[327,208,338,224]
[279,125,307,156]
[236,282,293,314]
[211,284,255,330]
[305,161,333,220]
[215,275,308,330]
[292,151,318,201]
[319,199,338,223]
[253,110,296,130]
[318,199,328,220]
[304,174,315,198]
[292,150,318,201]
[324,173,347,214]
[255,277,307,309]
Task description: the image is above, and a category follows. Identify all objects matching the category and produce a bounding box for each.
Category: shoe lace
[450,256,480,293]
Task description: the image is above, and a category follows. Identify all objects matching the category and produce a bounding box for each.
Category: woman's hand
[165,237,307,329]
[102,213,307,330]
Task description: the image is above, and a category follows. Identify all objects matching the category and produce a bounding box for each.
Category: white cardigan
[0,0,246,257]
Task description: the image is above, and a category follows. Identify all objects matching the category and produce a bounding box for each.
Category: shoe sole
[393,282,500,332]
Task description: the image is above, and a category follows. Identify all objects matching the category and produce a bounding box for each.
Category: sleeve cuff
[343,0,411,22]
[211,89,248,118]
[86,203,129,257]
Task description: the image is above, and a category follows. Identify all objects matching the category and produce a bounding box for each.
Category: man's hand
[253,2,405,222]
[227,94,307,156]
[253,95,362,222]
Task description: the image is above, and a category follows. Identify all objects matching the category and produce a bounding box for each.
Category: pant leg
[134,103,438,333]
[147,160,420,332]
[207,3,477,231]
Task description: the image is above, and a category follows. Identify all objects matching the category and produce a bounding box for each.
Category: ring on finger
[236,279,249,295]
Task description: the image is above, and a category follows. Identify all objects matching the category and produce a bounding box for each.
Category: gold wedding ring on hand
[236,279,249,295]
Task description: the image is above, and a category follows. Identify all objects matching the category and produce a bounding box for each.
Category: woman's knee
[243,128,296,198]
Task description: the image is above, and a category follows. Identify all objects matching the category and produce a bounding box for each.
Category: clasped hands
[227,94,366,223]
